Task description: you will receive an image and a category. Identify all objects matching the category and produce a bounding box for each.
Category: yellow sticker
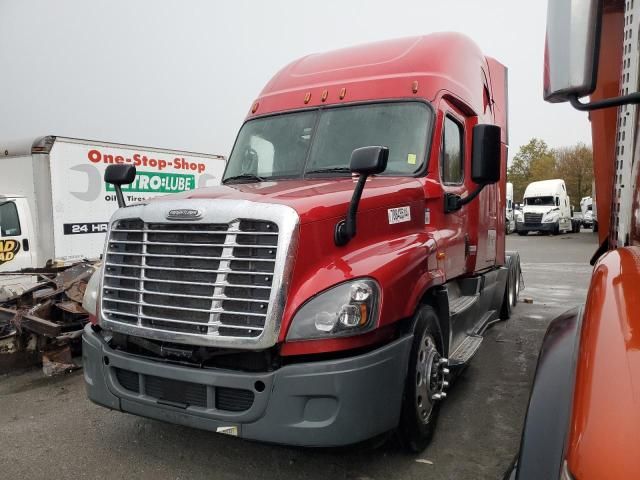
[407,153,417,165]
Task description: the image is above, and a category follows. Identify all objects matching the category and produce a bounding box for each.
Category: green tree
[554,143,593,208]
[508,138,556,201]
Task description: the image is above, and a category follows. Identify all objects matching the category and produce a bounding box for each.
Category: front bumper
[516,222,557,233]
[82,324,413,446]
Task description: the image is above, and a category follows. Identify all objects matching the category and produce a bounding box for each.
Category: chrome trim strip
[103,310,265,331]
[103,273,272,289]
[106,251,276,262]
[104,285,269,303]
[112,228,278,236]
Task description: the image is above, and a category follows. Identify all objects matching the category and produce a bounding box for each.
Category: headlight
[83,265,103,320]
[286,279,380,340]
[543,211,560,223]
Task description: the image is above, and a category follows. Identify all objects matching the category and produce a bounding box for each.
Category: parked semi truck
[509,0,640,478]
[0,136,225,294]
[82,33,520,451]
[506,182,516,234]
[580,195,595,229]
[517,179,573,235]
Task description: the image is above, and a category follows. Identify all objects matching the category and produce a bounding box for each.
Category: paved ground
[0,231,598,480]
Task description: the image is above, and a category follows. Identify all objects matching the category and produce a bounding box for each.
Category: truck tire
[398,305,444,452]
[553,222,560,235]
[518,231,527,236]
[512,261,521,306]
[500,268,514,319]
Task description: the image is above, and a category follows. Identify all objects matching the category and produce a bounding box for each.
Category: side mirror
[104,164,136,207]
[471,124,501,185]
[335,146,389,246]
[349,146,389,175]
[543,0,600,104]
[445,125,501,214]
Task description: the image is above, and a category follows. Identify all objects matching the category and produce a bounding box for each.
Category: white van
[505,182,515,234]
[0,136,226,292]
[517,179,572,235]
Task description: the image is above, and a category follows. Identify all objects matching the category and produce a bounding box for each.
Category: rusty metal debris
[0,260,98,375]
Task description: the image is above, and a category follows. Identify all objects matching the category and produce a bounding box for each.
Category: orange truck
[508,0,640,479]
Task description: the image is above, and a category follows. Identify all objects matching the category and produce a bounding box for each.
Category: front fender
[512,307,583,480]
[278,209,440,351]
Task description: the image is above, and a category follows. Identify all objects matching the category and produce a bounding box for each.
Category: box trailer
[0,136,225,293]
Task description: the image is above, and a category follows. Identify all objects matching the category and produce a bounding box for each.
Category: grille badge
[166,208,203,220]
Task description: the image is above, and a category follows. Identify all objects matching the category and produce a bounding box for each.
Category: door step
[448,334,483,367]
[449,295,477,316]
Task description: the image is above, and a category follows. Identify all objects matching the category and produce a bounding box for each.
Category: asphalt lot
[0,230,598,480]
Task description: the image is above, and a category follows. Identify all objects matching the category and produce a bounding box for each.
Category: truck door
[0,199,34,274]
[439,105,469,278]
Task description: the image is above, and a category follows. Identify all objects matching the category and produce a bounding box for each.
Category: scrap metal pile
[0,261,98,375]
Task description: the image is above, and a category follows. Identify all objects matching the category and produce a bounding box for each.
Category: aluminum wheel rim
[415,333,440,424]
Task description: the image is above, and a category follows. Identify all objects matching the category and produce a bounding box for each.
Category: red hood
[155,177,425,223]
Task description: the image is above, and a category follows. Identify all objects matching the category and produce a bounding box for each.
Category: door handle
[22,239,29,251]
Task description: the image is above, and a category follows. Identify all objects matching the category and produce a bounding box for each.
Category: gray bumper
[516,222,556,233]
[82,324,413,446]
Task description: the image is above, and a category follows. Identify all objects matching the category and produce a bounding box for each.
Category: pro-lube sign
[50,140,225,261]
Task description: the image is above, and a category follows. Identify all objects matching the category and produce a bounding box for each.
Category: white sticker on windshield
[388,206,411,224]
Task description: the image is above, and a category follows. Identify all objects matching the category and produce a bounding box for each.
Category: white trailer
[0,136,225,291]
[517,179,573,235]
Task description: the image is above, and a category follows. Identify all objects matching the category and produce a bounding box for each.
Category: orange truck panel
[567,247,640,479]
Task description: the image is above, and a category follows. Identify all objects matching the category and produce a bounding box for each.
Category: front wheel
[397,305,446,452]
[518,231,527,236]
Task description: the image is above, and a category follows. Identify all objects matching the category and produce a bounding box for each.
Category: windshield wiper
[305,167,352,175]
[222,174,268,184]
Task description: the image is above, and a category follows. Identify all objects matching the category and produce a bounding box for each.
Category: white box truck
[516,179,573,235]
[0,136,225,292]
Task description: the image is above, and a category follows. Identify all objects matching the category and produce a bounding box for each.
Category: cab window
[441,116,464,185]
[0,202,21,237]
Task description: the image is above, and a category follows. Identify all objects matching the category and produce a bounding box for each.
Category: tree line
[507,138,593,206]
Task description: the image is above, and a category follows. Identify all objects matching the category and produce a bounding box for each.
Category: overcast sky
[0,0,591,160]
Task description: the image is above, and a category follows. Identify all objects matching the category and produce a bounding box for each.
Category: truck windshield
[525,196,555,206]
[223,102,431,183]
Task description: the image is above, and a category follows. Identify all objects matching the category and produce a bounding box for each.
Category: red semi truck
[81,33,520,450]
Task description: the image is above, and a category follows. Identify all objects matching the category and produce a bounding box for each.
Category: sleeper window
[442,116,464,185]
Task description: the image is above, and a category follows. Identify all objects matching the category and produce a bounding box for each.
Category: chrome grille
[102,218,280,343]
[524,212,543,224]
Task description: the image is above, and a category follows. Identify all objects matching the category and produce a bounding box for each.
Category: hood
[567,247,640,479]
[523,205,558,215]
[153,177,425,224]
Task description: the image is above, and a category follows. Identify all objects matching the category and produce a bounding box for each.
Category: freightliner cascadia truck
[81,33,520,451]
[508,0,640,478]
